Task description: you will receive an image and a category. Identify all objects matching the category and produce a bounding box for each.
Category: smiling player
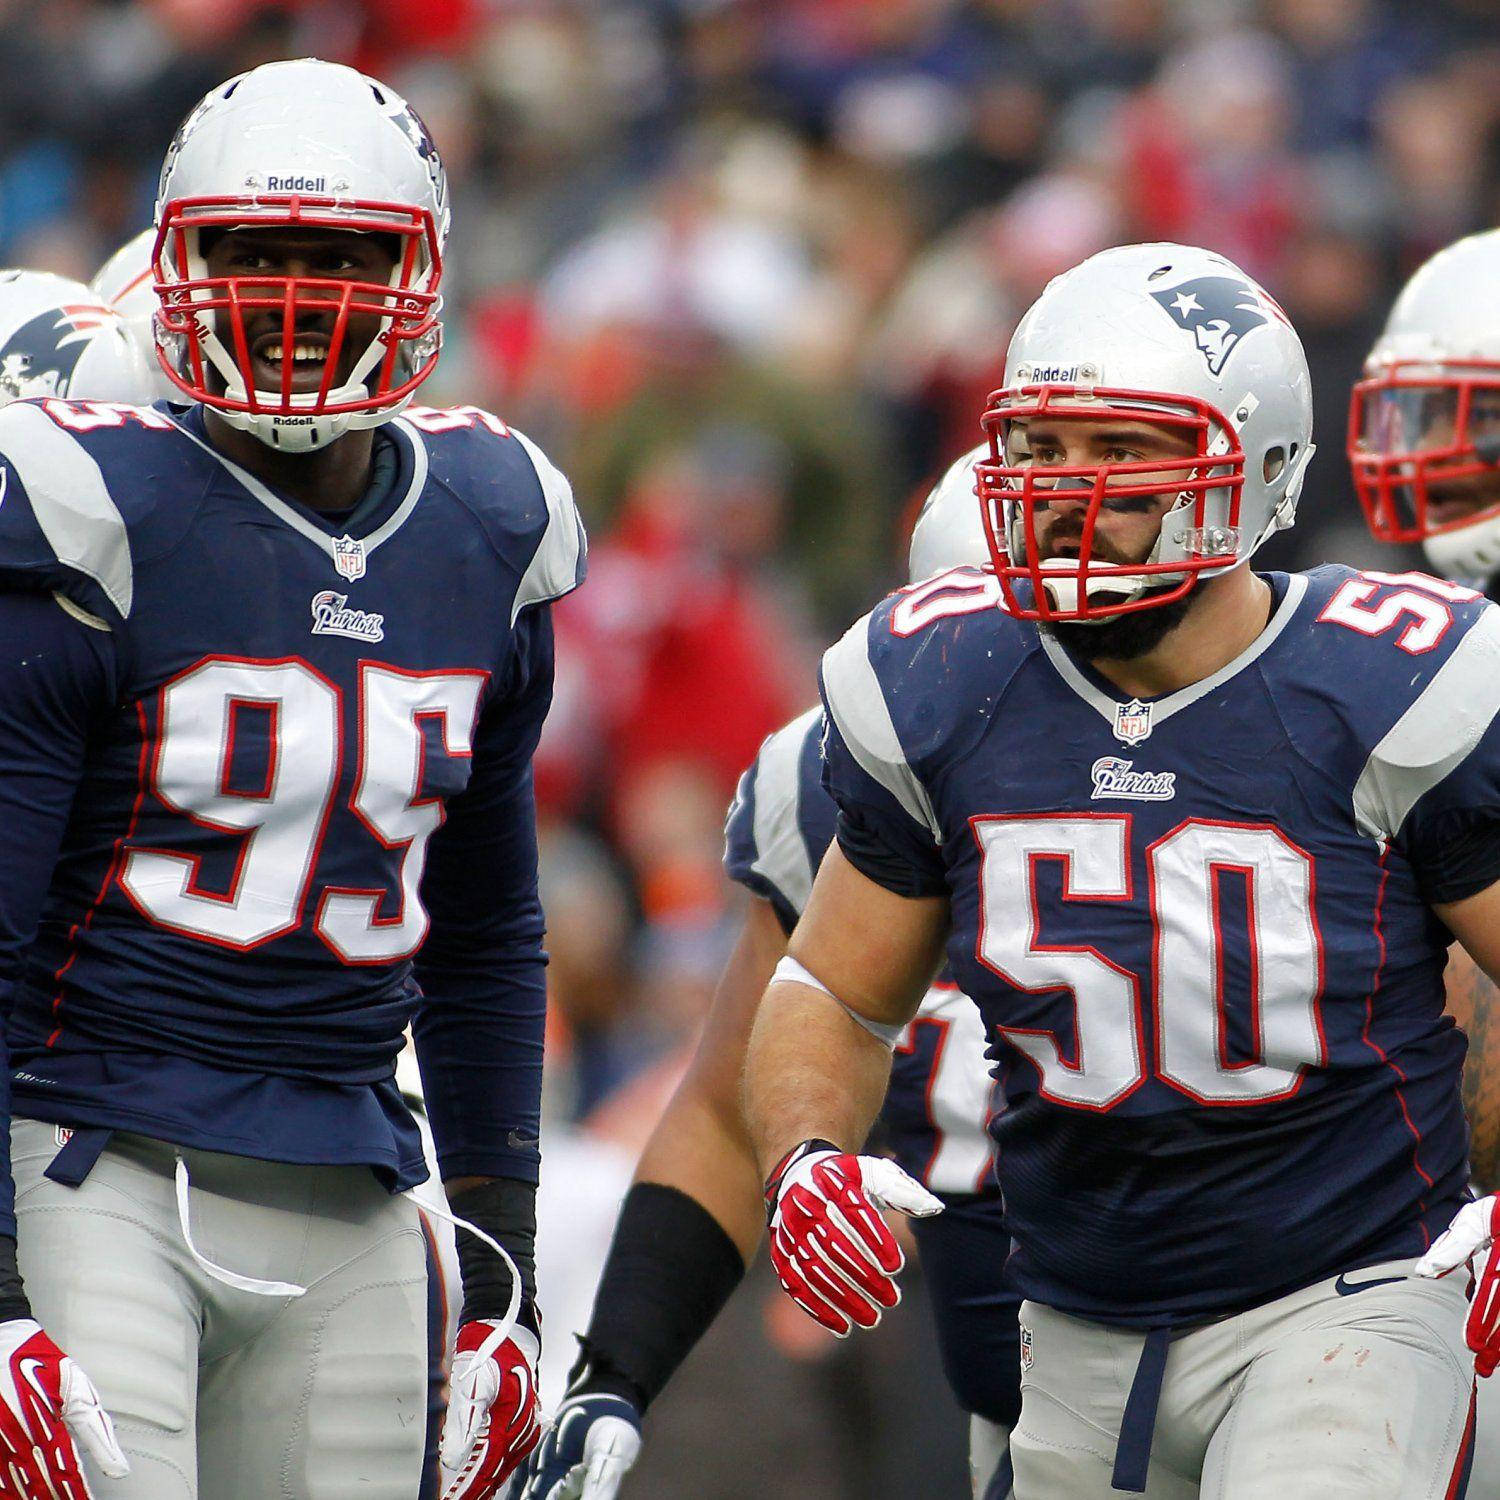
[0,59,584,1500]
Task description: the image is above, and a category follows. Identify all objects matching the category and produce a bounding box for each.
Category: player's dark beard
[1042,586,1198,663]
[1034,498,1200,661]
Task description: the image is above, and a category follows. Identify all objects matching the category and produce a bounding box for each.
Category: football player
[743,241,1500,1497]
[0,59,585,1500]
[519,450,1018,1500]
[1350,224,1500,1495]
[89,230,182,403]
[91,210,470,1399]
[0,269,155,405]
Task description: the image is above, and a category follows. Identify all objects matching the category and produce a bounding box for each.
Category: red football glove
[764,1139,943,1337]
[440,1320,541,1499]
[1417,1194,1500,1376]
[0,1318,129,1498]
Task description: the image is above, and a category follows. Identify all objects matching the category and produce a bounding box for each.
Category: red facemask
[1348,361,1500,545]
[974,383,1247,622]
[152,194,443,419]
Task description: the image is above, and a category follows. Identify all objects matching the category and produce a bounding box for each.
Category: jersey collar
[168,407,429,571]
[1037,572,1309,734]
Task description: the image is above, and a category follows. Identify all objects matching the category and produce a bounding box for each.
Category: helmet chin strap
[1032,556,1170,619]
[218,376,372,452]
[1014,475,1180,621]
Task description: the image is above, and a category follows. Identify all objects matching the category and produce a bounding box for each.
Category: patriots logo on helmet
[390,103,448,224]
[1150,276,1269,377]
[0,304,119,401]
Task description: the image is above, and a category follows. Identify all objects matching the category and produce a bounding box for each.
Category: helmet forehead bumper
[156,60,448,251]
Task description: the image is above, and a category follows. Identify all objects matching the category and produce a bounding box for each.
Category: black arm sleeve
[448,1177,540,1335]
[569,1182,747,1411]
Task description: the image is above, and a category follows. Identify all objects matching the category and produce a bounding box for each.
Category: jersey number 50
[118,657,485,961]
[975,814,1323,1109]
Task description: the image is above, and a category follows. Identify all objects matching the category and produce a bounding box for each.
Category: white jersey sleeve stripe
[510,426,587,622]
[821,614,940,840]
[1353,604,1500,841]
[0,402,133,619]
[750,706,822,916]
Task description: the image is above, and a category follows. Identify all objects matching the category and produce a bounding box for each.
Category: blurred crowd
[9,0,1498,1492]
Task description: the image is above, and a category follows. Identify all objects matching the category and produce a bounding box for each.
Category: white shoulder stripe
[1353,604,1500,841]
[821,614,939,839]
[0,403,132,618]
[511,427,587,623]
[750,706,823,917]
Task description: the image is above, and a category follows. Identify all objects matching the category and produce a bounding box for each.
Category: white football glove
[1417,1194,1500,1376]
[0,1318,129,1496]
[441,1321,542,1500]
[520,1391,643,1500]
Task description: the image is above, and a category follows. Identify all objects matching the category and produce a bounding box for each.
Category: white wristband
[771,955,905,1050]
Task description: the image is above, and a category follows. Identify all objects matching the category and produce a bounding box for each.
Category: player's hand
[0,1318,129,1497]
[1416,1194,1500,1376]
[764,1139,943,1337]
[519,1391,642,1500]
[440,1321,542,1499]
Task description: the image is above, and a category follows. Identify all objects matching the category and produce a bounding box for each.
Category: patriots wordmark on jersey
[723,705,1019,1430]
[0,396,586,1236]
[821,561,1498,1326]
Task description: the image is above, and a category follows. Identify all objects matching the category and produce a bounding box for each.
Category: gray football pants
[11,1119,435,1500]
[970,1414,1013,1498]
[1012,1258,1475,1499]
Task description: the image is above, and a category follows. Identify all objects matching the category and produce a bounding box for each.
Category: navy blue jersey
[820,563,1495,1327]
[0,397,586,1234]
[724,706,1014,1419]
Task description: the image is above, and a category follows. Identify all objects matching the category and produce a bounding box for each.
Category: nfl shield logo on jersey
[1113,698,1154,744]
[332,534,366,582]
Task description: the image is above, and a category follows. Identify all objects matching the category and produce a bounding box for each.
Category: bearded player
[743,241,1500,1497]
[518,449,1017,1500]
[0,59,585,1499]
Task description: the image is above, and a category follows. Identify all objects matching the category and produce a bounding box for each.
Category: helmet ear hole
[1263,446,1286,484]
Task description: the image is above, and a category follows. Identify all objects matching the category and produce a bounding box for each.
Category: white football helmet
[1349,229,1500,583]
[152,58,449,452]
[90,229,180,403]
[907,444,989,582]
[975,242,1315,622]
[0,270,156,406]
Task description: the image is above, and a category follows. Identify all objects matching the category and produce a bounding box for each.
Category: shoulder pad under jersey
[724,705,831,929]
[402,405,587,622]
[1283,564,1500,842]
[0,397,200,625]
[821,568,1034,827]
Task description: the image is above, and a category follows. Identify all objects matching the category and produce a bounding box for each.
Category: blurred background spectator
[18,1,1498,1492]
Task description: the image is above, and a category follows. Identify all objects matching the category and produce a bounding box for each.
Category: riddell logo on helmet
[1015,361,1101,386]
[262,175,328,193]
